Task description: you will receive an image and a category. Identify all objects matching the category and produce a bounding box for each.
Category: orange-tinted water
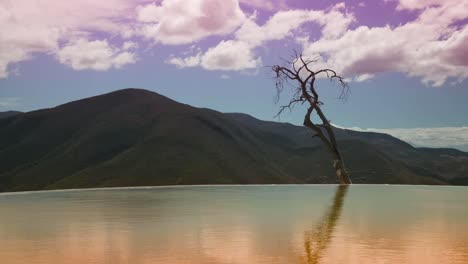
[0,185,467,264]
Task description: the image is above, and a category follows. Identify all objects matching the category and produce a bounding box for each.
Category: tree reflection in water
[302,185,349,264]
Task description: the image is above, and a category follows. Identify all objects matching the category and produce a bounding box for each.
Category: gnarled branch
[272,53,352,185]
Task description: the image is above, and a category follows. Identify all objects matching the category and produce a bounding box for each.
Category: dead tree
[272,53,352,185]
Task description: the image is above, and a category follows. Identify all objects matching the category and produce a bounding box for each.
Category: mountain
[0,89,466,192]
[0,111,22,119]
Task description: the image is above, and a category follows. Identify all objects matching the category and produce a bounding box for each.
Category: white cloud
[2,0,467,86]
[122,41,138,50]
[0,0,150,77]
[136,0,246,44]
[0,10,60,78]
[167,3,354,71]
[136,2,160,22]
[236,10,317,45]
[235,4,354,45]
[166,52,202,68]
[201,40,261,70]
[0,0,250,77]
[301,0,468,86]
[167,40,261,71]
[336,124,468,151]
[162,0,467,84]
[220,74,231,79]
[56,39,136,71]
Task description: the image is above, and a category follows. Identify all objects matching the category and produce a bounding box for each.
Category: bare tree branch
[272,53,352,185]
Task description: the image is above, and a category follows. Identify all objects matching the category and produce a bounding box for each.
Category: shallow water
[0,185,467,264]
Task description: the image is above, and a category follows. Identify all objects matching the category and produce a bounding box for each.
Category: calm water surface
[0,185,467,264]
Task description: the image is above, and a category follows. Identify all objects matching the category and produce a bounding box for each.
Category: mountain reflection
[302,185,349,264]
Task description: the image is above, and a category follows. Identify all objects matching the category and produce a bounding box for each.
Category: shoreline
[0,183,465,196]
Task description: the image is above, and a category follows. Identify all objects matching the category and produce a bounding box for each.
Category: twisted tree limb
[272,53,352,185]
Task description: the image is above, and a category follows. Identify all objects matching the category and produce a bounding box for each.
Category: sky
[0,0,467,150]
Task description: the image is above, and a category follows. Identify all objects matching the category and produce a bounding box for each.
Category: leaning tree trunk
[331,153,352,185]
[304,105,352,185]
[306,129,352,185]
[316,107,352,185]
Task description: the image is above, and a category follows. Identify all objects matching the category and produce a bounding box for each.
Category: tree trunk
[303,112,352,184]
[309,105,352,185]
[332,158,352,185]
[317,109,352,185]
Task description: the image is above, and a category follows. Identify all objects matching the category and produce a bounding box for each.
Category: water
[0,185,467,264]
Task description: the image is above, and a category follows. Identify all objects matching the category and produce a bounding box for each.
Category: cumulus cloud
[167,3,354,71]
[1,0,467,86]
[166,52,202,68]
[136,0,246,44]
[1,0,246,76]
[336,125,468,151]
[163,0,467,83]
[0,0,148,77]
[301,0,468,86]
[166,40,261,71]
[0,5,60,78]
[200,40,261,70]
[235,7,354,45]
[57,39,136,71]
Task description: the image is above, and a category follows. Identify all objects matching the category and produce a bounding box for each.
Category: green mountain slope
[0,89,466,192]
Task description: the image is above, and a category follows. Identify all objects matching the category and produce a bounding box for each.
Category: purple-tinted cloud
[136,0,246,44]
[0,0,466,87]
[0,0,147,77]
[442,27,468,67]
[300,0,468,86]
[167,3,353,71]
[56,39,137,71]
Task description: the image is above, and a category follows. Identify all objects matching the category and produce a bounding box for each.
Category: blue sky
[0,0,467,150]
